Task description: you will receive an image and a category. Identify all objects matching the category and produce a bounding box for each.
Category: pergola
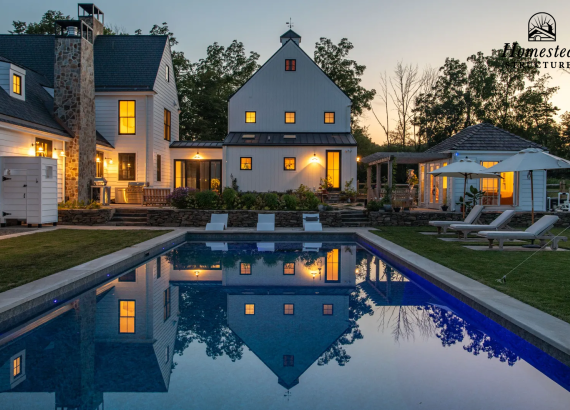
[360,152,449,201]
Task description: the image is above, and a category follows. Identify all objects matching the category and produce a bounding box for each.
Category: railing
[143,188,171,206]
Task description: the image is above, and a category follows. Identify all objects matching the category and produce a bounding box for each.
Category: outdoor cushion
[305,216,319,222]
[305,222,323,231]
[205,223,226,231]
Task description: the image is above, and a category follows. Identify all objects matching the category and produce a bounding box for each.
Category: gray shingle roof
[0,35,55,86]
[223,132,356,146]
[96,131,114,148]
[170,141,223,148]
[425,123,545,153]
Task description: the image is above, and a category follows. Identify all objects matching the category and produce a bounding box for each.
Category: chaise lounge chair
[205,213,228,230]
[477,215,567,250]
[303,213,322,231]
[450,210,516,239]
[429,205,484,234]
[257,214,275,231]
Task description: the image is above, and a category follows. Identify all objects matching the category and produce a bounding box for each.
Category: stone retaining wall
[147,210,343,228]
[58,209,114,225]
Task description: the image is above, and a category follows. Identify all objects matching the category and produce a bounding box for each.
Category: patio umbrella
[428,158,500,218]
[487,148,570,224]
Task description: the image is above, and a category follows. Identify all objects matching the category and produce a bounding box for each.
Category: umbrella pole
[463,176,467,219]
[530,170,534,225]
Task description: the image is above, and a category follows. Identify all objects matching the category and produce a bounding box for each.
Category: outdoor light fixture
[194,151,201,159]
[357,157,361,162]
[105,157,112,164]
[311,153,318,163]
[96,157,101,163]
[195,270,199,277]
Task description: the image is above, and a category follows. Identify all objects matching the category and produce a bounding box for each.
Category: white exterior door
[1,169,28,221]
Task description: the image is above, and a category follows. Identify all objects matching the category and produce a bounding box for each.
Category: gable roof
[0,35,56,86]
[425,123,545,153]
[280,29,301,39]
[224,132,356,146]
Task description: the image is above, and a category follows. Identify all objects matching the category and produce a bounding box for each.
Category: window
[284,304,294,315]
[118,153,136,180]
[245,303,255,315]
[325,249,340,282]
[164,288,171,321]
[283,262,295,275]
[119,300,135,333]
[156,257,161,279]
[157,154,162,182]
[13,356,22,378]
[35,138,52,157]
[118,270,136,282]
[13,74,21,95]
[240,263,252,275]
[283,355,294,367]
[96,151,104,178]
[285,59,296,71]
[240,157,252,170]
[165,65,170,82]
[326,151,341,190]
[323,304,333,315]
[164,109,171,141]
[174,159,222,192]
[119,101,136,134]
[245,111,256,123]
[285,112,296,124]
[324,112,335,124]
[284,157,296,171]
[480,161,516,206]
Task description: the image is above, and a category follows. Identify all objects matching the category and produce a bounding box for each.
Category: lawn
[371,226,570,323]
[0,229,172,293]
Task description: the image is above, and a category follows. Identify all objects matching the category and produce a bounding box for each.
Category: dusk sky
[2,0,569,144]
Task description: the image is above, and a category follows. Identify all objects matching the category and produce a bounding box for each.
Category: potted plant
[406,169,418,190]
[380,184,392,211]
[393,199,401,213]
[441,198,449,212]
[343,178,358,203]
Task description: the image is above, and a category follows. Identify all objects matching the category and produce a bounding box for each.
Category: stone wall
[58,209,114,225]
[147,210,343,228]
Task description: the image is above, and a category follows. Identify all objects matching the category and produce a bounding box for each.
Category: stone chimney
[54,4,103,202]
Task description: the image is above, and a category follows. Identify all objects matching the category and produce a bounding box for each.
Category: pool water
[0,241,569,410]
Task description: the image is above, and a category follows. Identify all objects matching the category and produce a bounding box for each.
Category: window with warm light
[240,157,252,170]
[285,112,296,124]
[240,262,252,275]
[325,249,340,282]
[245,304,255,315]
[283,355,294,367]
[284,157,296,171]
[119,101,136,134]
[157,154,162,182]
[480,161,515,206]
[245,111,256,123]
[13,74,22,95]
[163,287,171,321]
[164,109,171,141]
[324,112,335,124]
[323,304,333,315]
[284,304,294,315]
[283,262,295,275]
[35,138,52,157]
[285,59,296,71]
[326,151,341,189]
[118,153,136,180]
[96,151,104,178]
[119,300,135,333]
[13,356,22,378]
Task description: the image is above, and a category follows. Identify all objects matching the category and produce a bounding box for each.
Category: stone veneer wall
[147,210,343,228]
[58,209,114,225]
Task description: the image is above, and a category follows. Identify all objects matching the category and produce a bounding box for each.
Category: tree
[10,10,71,34]
[389,62,423,148]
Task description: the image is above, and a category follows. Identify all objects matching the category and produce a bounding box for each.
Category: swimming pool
[0,240,569,409]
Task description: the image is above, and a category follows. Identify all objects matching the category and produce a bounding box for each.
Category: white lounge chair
[477,215,567,250]
[205,213,228,231]
[305,222,323,231]
[429,205,484,234]
[257,213,275,231]
[303,213,322,231]
[450,210,516,239]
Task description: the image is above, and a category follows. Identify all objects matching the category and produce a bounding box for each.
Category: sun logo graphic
[528,13,556,42]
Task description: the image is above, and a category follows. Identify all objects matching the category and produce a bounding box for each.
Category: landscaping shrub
[167,187,195,209]
[222,187,237,209]
[195,190,219,209]
[301,191,320,211]
[282,194,298,210]
[58,200,101,209]
[367,200,382,212]
[264,193,279,210]
[241,193,257,209]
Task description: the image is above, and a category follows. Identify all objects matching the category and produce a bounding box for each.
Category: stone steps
[340,211,369,227]
[109,209,148,226]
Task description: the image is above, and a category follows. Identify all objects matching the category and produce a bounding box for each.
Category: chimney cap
[78,3,104,24]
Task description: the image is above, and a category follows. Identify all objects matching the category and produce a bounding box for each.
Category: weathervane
[286,18,294,30]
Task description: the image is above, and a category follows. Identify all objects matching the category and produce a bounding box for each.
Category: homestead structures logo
[528,13,556,42]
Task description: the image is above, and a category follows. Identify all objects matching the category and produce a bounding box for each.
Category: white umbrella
[487,148,570,223]
[428,158,500,218]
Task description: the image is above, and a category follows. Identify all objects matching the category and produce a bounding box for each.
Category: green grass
[371,226,570,323]
[0,229,172,293]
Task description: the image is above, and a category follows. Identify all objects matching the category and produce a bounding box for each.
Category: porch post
[376,164,381,199]
[387,159,393,188]
[366,166,372,201]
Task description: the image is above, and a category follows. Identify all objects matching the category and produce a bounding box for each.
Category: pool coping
[0,227,569,368]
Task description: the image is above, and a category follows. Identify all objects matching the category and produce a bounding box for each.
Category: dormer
[280,29,301,46]
[0,60,26,101]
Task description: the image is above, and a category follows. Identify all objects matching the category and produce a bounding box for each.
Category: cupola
[280,30,301,46]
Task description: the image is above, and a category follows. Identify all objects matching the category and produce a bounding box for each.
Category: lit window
[119,300,135,333]
[323,304,333,315]
[35,138,52,157]
[283,355,294,367]
[96,151,104,178]
[165,65,170,82]
[324,112,335,124]
[164,109,171,141]
[326,249,340,282]
[245,304,255,315]
[285,112,296,124]
[245,111,256,123]
[283,262,295,275]
[13,356,22,378]
[285,59,296,71]
[164,288,171,321]
[240,157,252,170]
[326,151,341,189]
[157,154,162,182]
[240,262,252,275]
[284,304,294,315]
[118,153,136,181]
[284,157,296,171]
[13,74,21,95]
[119,101,136,134]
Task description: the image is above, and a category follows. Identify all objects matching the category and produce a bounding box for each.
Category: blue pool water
[0,241,569,410]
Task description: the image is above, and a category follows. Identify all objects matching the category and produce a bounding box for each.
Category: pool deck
[0,226,569,367]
